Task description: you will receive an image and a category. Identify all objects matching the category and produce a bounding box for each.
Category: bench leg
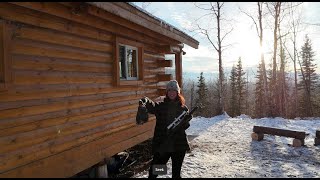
[315,137,320,146]
[251,132,264,141]
[293,138,304,147]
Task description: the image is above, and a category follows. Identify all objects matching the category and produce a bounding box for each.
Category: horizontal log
[0,120,136,175]
[144,68,165,76]
[144,52,165,60]
[0,91,136,120]
[12,38,112,63]
[143,46,158,54]
[0,93,156,132]
[0,109,137,155]
[119,80,143,87]
[143,76,157,84]
[143,74,157,79]
[0,91,151,124]
[0,3,114,43]
[158,45,181,54]
[157,74,172,82]
[0,120,156,177]
[0,103,137,138]
[15,25,113,53]
[253,126,306,139]
[9,2,162,47]
[13,70,112,85]
[157,59,172,68]
[0,84,152,102]
[0,95,157,135]
[144,61,158,68]
[0,87,154,111]
[12,54,111,73]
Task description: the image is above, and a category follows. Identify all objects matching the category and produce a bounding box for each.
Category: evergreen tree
[229,65,238,117]
[235,57,246,116]
[254,63,265,118]
[298,34,318,117]
[195,72,208,116]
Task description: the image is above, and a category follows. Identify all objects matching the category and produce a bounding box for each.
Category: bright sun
[237,34,265,67]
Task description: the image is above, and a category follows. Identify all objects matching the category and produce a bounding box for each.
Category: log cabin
[0,2,199,178]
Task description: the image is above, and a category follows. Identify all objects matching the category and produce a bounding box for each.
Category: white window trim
[119,43,139,80]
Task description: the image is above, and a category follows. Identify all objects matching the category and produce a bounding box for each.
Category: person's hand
[139,97,148,106]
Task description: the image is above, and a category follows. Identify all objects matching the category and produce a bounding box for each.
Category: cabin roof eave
[87,2,199,49]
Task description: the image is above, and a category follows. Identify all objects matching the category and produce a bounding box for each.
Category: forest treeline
[183,34,319,119]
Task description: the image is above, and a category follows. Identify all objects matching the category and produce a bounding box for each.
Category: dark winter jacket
[144,97,191,154]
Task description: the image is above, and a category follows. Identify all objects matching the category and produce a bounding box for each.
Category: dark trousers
[148,151,186,178]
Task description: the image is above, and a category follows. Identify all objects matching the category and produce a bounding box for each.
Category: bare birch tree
[192,2,234,115]
[266,2,283,117]
[283,2,304,118]
[240,2,270,117]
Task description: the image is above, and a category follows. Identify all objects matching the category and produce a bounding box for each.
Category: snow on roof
[126,2,191,40]
[87,2,199,49]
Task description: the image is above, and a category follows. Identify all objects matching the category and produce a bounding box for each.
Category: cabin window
[114,36,144,86]
[119,44,138,80]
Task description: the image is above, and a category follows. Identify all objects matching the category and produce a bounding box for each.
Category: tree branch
[239,7,260,37]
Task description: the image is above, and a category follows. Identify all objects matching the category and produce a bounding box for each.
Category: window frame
[118,43,139,81]
[114,36,144,87]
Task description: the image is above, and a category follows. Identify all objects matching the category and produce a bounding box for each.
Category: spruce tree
[298,34,318,117]
[235,57,246,116]
[254,63,265,118]
[195,72,208,116]
[229,65,238,117]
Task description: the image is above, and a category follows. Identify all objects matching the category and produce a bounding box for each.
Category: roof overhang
[87,2,199,49]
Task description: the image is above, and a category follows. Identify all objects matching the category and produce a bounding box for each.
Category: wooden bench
[315,130,320,146]
[251,126,306,147]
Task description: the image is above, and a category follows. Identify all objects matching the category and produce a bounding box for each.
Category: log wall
[0,2,175,177]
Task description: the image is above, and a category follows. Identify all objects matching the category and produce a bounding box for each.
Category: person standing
[138,80,191,178]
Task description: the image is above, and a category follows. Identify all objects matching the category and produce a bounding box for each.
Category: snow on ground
[133,114,320,178]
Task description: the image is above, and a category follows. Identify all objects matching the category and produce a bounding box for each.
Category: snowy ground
[133,114,320,178]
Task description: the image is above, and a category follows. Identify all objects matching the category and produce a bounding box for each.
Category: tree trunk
[271,2,281,117]
[258,2,269,117]
[217,2,224,114]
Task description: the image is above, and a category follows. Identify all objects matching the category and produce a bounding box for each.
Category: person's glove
[136,97,149,125]
[139,97,148,106]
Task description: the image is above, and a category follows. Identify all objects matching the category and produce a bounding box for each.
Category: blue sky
[133,2,320,76]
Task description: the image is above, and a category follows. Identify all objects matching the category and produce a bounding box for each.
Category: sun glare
[237,37,262,67]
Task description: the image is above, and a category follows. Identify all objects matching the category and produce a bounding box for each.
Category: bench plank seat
[253,126,306,140]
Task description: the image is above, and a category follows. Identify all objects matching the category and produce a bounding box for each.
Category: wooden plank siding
[0,2,191,178]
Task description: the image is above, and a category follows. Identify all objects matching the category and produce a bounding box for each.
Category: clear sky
[133,2,320,77]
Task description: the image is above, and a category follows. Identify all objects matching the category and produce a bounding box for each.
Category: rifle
[166,106,199,137]
[155,106,198,154]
